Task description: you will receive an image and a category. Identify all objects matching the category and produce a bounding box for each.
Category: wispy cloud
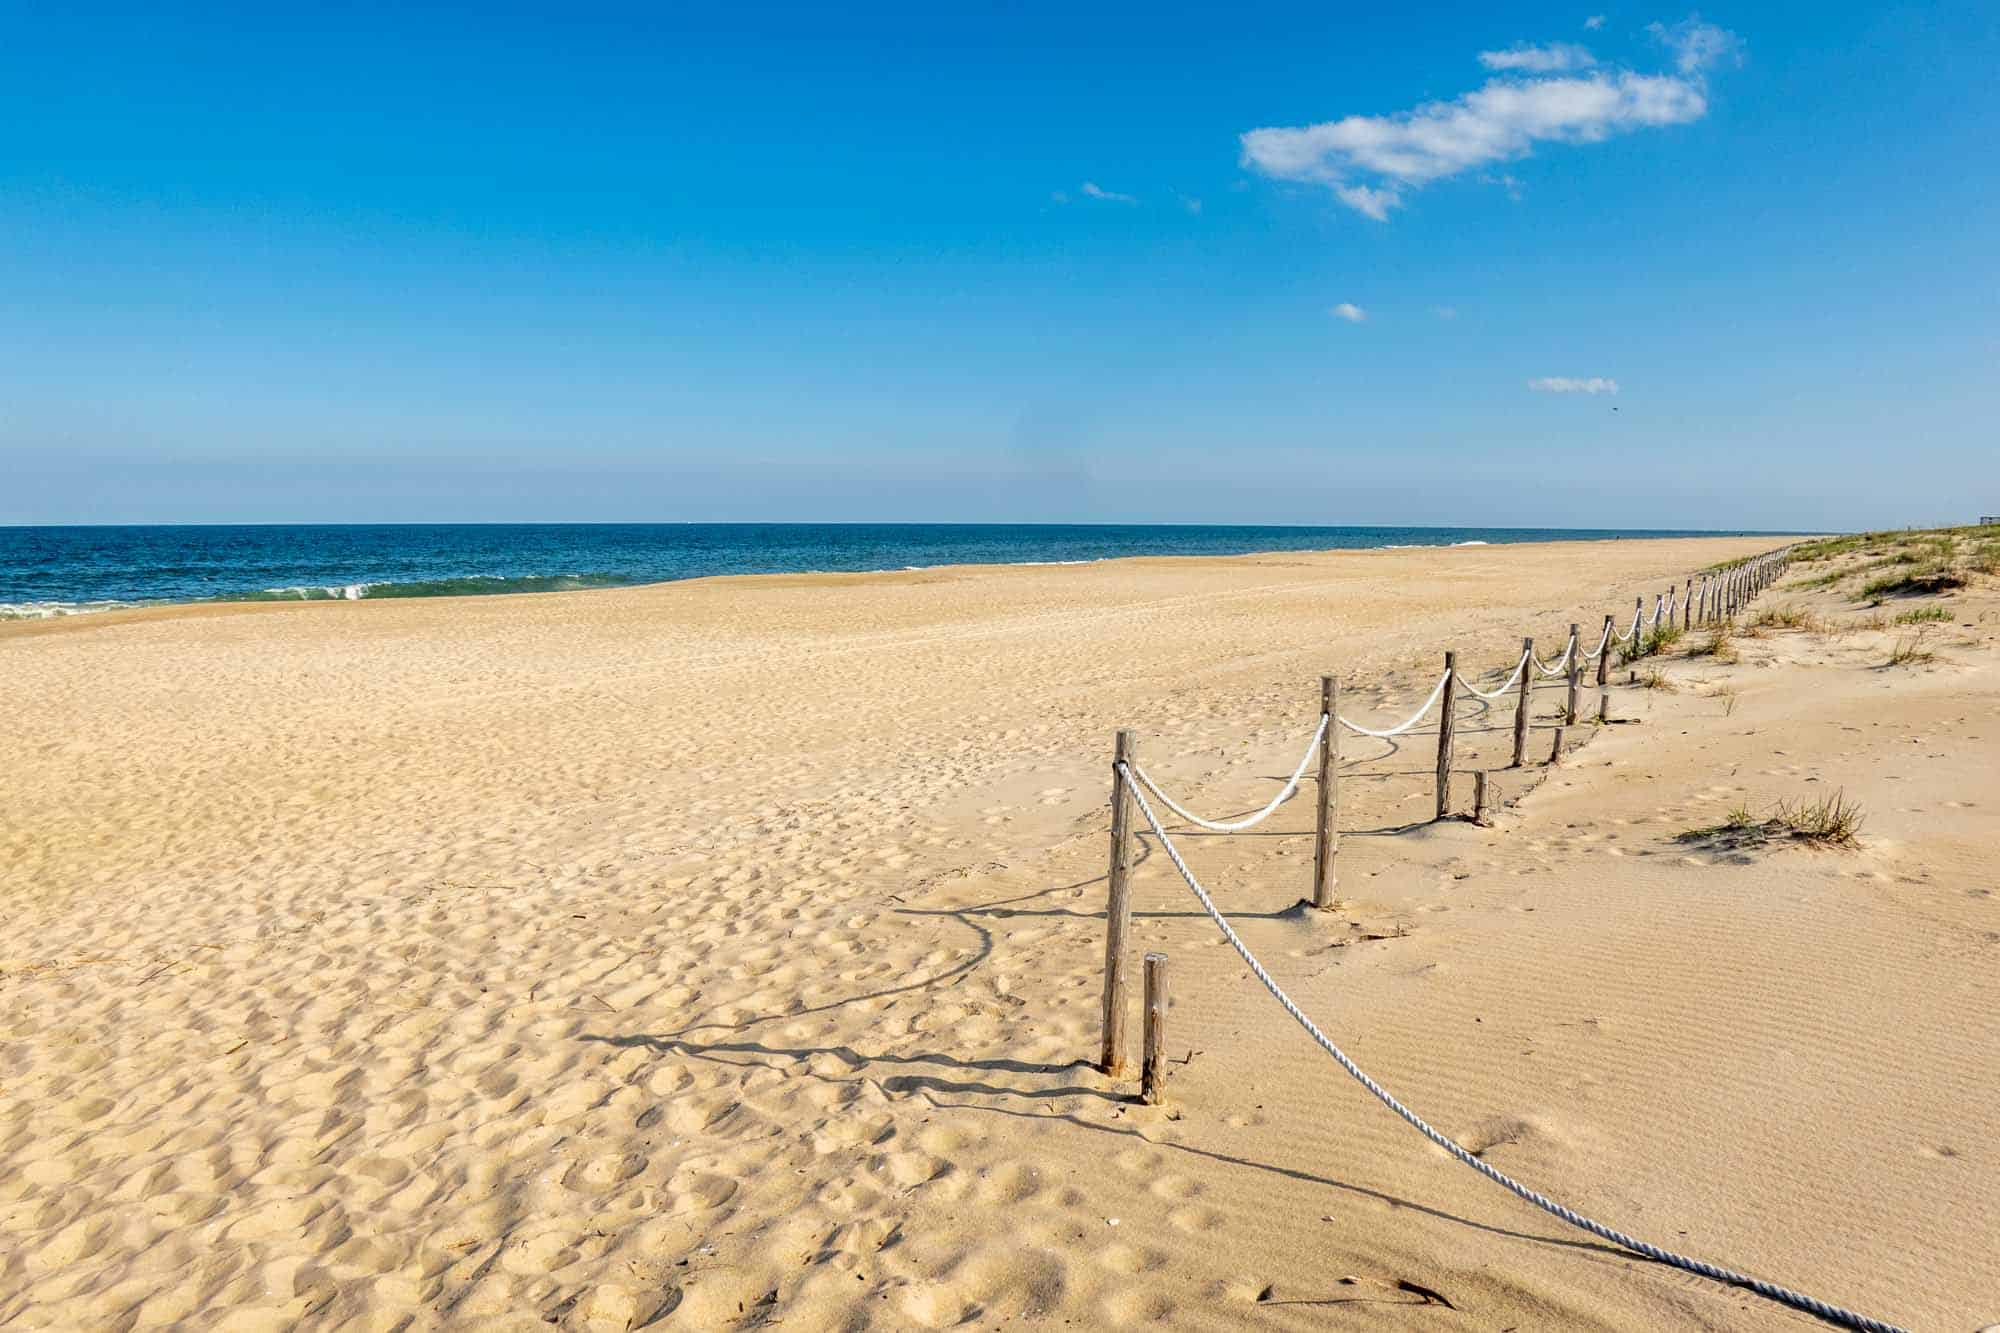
[1080,181,1137,203]
[1648,17,1743,75]
[1240,16,1737,221]
[1331,302,1367,323]
[1478,41,1596,72]
[1176,192,1203,214]
[1584,14,1606,31]
[1434,305,1460,320]
[1528,376,1619,394]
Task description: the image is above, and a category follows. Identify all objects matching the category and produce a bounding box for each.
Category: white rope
[1119,771,1909,1333]
[1532,638,1574,678]
[1577,621,1613,665]
[1335,670,1451,738]
[1128,714,1328,833]
[1454,650,1529,701]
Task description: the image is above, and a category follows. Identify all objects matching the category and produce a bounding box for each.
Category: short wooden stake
[1142,953,1169,1106]
[1311,676,1339,910]
[1510,637,1532,768]
[1549,723,1565,764]
[1563,624,1581,725]
[1099,730,1137,1076]
[1435,650,1457,820]
[1472,770,1489,825]
[1595,613,1613,722]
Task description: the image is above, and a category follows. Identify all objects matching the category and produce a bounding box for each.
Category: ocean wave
[236,573,637,602]
[0,600,138,620]
[1381,541,1490,550]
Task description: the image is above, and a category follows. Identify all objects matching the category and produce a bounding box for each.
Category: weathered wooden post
[1100,730,1137,1076]
[1142,953,1169,1106]
[1511,637,1532,768]
[1596,613,1613,722]
[1435,652,1457,820]
[1564,624,1581,725]
[1684,578,1694,631]
[1632,596,1644,654]
[1472,771,1489,825]
[1311,676,1339,910]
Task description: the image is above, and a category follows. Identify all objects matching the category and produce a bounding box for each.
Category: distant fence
[1091,546,1911,1333]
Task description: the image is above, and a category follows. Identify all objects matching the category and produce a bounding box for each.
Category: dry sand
[1,536,1993,1330]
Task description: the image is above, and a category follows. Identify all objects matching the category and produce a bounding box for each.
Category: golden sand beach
[2,535,1994,1329]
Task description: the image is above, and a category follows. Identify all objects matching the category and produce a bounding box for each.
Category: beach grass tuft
[1772,790,1864,845]
[1885,635,1936,667]
[1685,621,1739,663]
[1892,605,1950,625]
[1678,791,1862,848]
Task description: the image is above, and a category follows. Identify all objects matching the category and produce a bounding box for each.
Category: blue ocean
[0,524,1772,618]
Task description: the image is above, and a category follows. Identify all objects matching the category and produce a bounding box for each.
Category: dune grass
[1678,791,1863,848]
[1856,561,1965,602]
[1892,605,1951,625]
[1772,790,1864,845]
[1685,621,1739,663]
[1747,604,1821,632]
[1885,635,1936,667]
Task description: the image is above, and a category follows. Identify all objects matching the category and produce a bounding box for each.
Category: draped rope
[1128,714,1328,832]
[1454,650,1530,701]
[1333,670,1453,738]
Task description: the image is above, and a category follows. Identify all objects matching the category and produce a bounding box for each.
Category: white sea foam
[0,600,136,620]
[260,583,372,600]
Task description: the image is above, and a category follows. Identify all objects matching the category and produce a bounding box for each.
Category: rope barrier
[1532,639,1574,678]
[1453,649,1530,701]
[1333,670,1452,738]
[1119,770,1908,1333]
[1129,714,1328,833]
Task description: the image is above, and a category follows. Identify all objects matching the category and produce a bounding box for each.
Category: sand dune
[2,536,1994,1330]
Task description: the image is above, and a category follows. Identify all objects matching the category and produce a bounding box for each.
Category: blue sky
[3,2,1995,528]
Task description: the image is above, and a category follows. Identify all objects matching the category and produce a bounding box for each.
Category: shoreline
[0,530,1817,637]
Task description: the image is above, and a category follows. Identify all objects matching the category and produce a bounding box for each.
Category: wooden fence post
[1596,613,1613,722]
[1142,954,1169,1106]
[1099,730,1137,1076]
[1311,676,1339,909]
[1511,637,1532,768]
[1684,578,1693,631]
[1435,651,1457,820]
[1564,624,1581,725]
[1472,771,1489,825]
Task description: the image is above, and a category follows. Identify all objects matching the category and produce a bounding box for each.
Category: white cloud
[1081,181,1137,203]
[1479,42,1596,72]
[1331,302,1367,323]
[1176,192,1203,214]
[1240,17,1737,220]
[1528,376,1619,394]
[1334,184,1399,220]
[1434,305,1460,320]
[1584,14,1606,30]
[1649,17,1743,75]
